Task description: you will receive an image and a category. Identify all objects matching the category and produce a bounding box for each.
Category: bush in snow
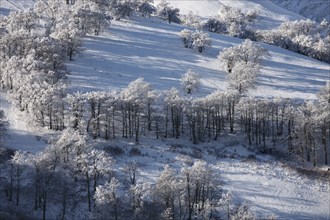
[230,202,256,220]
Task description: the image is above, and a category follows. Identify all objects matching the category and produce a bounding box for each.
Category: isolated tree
[218,39,268,94]
[157,0,180,24]
[138,0,156,18]
[192,30,211,53]
[181,69,201,94]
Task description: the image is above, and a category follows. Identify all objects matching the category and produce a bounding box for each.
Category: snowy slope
[94,136,330,220]
[271,0,330,22]
[67,17,330,100]
[0,0,35,16]
[156,0,305,29]
[0,93,52,153]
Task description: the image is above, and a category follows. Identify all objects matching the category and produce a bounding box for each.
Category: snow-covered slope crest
[271,0,330,22]
[156,0,304,28]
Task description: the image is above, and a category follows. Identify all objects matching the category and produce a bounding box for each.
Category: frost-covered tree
[181,69,201,94]
[124,161,139,185]
[0,110,8,147]
[121,77,154,143]
[218,39,268,93]
[181,11,203,29]
[138,0,156,18]
[316,81,330,165]
[53,128,87,163]
[164,88,185,138]
[6,9,38,33]
[110,0,135,20]
[181,161,218,220]
[157,0,180,24]
[179,29,193,48]
[180,29,211,52]
[204,18,227,34]
[228,62,259,94]
[192,30,211,53]
[51,18,83,60]
[156,164,177,219]
[75,149,114,211]
[94,177,120,219]
[128,182,153,219]
[8,151,31,206]
[231,202,256,220]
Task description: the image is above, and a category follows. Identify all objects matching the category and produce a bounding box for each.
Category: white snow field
[67,17,330,100]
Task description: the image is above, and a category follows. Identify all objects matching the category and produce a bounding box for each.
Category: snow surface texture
[271,0,330,22]
[67,17,330,100]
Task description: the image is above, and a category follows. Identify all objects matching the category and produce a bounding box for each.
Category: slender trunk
[86,172,91,212]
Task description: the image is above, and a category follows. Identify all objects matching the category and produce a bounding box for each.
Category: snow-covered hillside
[0,0,35,16]
[1,1,329,220]
[67,17,329,100]
[271,0,330,22]
[157,0,304,28]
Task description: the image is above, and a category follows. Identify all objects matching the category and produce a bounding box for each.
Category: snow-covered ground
[1,1,330,219]
[271,0,330,22]
[67,17,329,100]
[0,93,52,153]
[93,136,330,220]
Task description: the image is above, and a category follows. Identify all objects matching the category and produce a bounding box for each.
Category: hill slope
[158,0,304,29]
[271,0,330,22]
[67,17,329,100]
